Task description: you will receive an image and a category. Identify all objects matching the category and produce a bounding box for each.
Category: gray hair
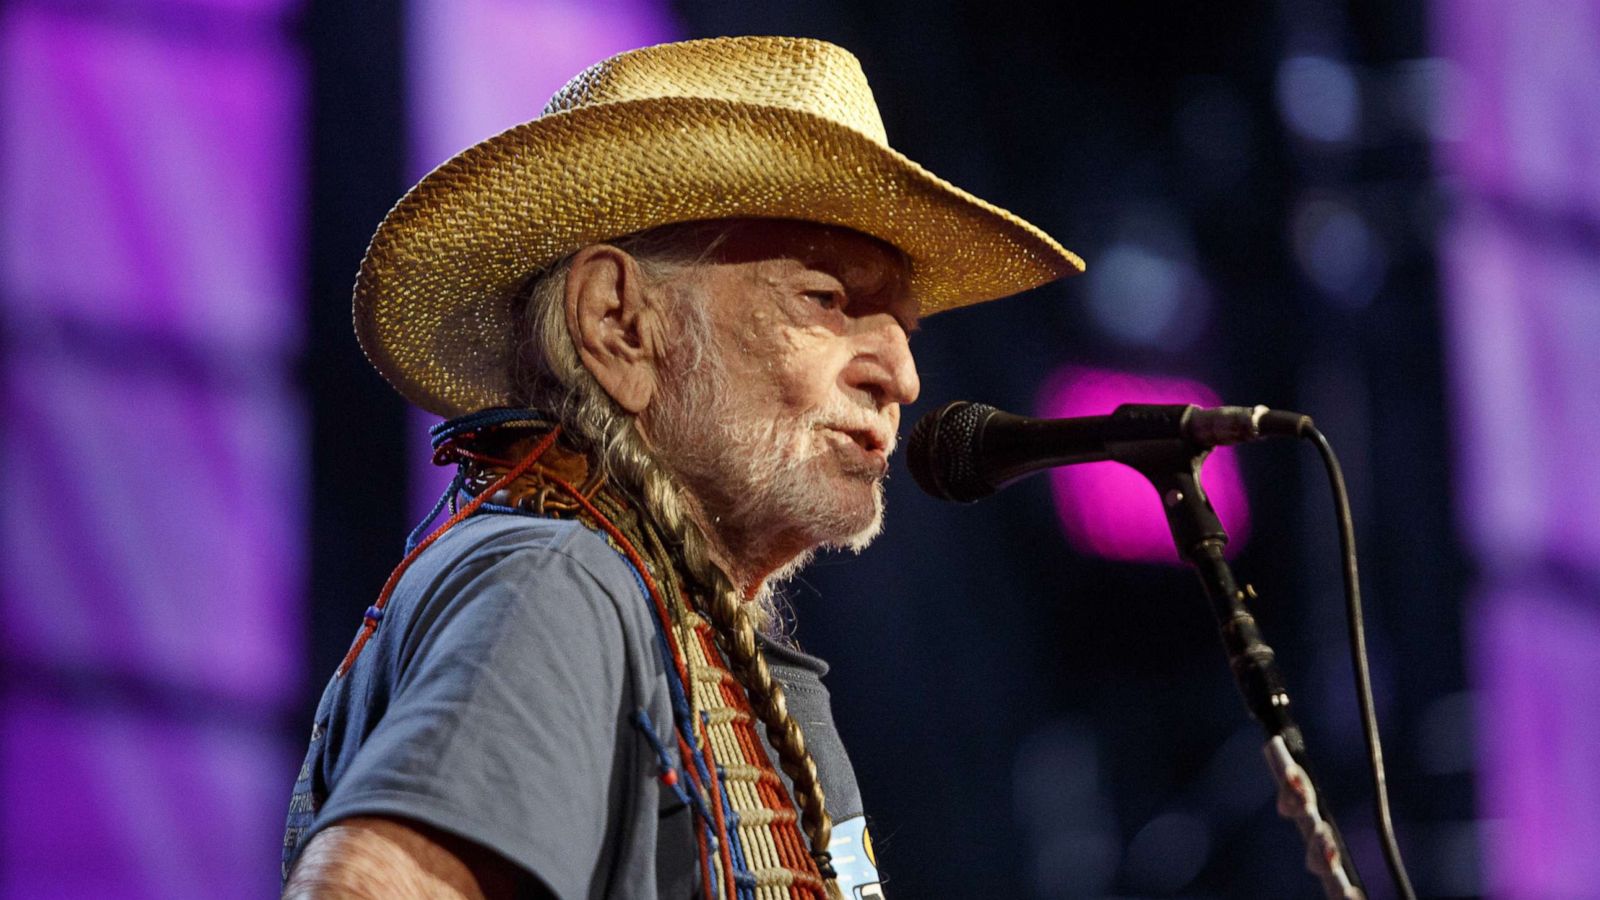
[510,224,720,455]
[506,222,843,877]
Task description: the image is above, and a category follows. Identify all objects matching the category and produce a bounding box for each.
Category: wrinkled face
[643,221,921,572]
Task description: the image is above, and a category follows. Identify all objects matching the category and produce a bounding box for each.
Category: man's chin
[824,480,886,554]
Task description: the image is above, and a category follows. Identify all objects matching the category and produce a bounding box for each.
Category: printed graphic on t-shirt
[829,815,883,898]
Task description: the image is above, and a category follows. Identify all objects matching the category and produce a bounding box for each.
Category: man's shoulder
[384,513,657,676]
[385,513,650,647]
[419,513,636,590]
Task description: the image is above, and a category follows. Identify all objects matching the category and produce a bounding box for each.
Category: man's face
[643,220,921,577]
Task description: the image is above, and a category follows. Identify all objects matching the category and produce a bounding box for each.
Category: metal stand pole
[1111,438,1366,899]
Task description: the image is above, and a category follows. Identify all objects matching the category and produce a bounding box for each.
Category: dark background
[303,1,1472,896]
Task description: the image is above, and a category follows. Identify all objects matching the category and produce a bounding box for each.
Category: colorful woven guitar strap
[337,410,837,900]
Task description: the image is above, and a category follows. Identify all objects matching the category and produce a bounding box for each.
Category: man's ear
[565,244,664,414]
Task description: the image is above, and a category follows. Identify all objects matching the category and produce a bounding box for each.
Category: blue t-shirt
[282,514,882,898]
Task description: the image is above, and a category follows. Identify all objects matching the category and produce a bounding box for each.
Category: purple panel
[0,347,304,707]
[1440,203,1600,572]
[1,692,295,900]
[0,5,305,354]
[94,0,303,15]
[406,0,680,174]
[1469,586,1600,899]
[1036,367,1250,564]
[1433,0,1600,220]
[404,0,679,519]
[1436,0,1600,892]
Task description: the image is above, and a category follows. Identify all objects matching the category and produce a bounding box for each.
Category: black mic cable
[1306,422,1417,900]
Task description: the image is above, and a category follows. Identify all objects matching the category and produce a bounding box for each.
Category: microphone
[907,401,1311,502]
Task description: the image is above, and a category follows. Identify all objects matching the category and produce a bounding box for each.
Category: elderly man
[282,36,1081,899]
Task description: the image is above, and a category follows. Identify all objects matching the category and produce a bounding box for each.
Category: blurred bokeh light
[1037,366,1250,565]
[3,0,1597,896]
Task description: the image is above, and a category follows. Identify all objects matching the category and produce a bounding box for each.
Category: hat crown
[542,36,889,146]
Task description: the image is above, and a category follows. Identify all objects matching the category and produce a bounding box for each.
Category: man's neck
[676,493,808,601]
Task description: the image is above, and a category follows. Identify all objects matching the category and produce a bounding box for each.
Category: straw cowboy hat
[355,35,1084,417]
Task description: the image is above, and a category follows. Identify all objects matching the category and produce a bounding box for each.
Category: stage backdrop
[1436,0,1600,895]
[0,1,307,896]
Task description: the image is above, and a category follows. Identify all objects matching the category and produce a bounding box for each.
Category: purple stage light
[1037,366,1250,564]
[1469,586,1600,899]
[406,0,680,174]
[1,350,305,707]
[0,5,304,354]
[1434,0,1600,224]
[2,693,297,900]
[1441,203,1600,576]
[1434,0,1600,892]
[1,4,306,897]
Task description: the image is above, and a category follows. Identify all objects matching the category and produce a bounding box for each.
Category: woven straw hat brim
[356,96,1085,417]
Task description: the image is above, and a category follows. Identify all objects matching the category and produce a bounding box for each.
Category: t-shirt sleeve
[312,537,638,897]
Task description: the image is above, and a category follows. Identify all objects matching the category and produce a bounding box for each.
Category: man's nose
[847,313,921,407]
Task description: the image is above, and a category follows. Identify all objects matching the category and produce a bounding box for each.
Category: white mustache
[809,400,897,455]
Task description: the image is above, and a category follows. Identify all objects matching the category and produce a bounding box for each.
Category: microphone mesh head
[907,401,996,502]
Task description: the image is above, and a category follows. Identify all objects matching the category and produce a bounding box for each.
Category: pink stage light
[1037,366,1251,564]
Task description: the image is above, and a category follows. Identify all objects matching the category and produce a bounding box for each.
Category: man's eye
[805,290,842,310]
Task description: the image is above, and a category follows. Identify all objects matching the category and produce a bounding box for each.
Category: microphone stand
[1112,437,1366,899]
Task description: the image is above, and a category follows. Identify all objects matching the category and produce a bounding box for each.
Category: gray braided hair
[506,222,840,875]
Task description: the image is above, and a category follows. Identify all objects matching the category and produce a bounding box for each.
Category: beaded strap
[343,411,837,898]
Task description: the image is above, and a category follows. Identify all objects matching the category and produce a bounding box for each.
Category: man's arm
[282,816,541,900]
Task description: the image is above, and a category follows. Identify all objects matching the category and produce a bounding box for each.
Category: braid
[633,462,837,879]
[704,583,838,877]
[509,224,840,882]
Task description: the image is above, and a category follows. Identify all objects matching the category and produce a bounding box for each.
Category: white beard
[645,329,889,577]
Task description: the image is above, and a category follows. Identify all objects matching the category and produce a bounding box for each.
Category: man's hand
[283,816,534,900]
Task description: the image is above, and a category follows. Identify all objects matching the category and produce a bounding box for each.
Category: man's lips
[823,425,894,470]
